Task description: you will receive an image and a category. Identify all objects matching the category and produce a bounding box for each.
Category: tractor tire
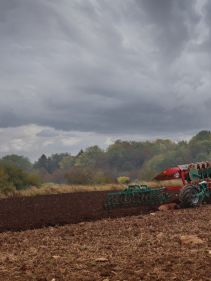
[204,197,211,204]
[203,191,211,204]
[179,185,202,208]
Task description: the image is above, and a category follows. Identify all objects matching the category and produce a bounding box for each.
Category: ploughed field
[0,190,155,232]
[1,206,211,280]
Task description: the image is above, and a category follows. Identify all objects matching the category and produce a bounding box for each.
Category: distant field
[0,179,182,198]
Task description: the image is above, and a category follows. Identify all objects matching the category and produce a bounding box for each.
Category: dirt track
[0,191,155,232]
[1,205,211,280]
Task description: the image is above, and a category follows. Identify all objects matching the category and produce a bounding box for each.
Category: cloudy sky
[0,0,210,160]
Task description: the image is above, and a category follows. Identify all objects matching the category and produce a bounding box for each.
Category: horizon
[0,129,209,162]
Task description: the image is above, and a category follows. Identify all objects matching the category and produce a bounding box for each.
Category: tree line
[0,130,210,192]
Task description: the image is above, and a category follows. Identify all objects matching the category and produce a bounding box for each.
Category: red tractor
[155,162,211,207]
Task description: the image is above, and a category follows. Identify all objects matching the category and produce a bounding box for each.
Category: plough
[104,162,211,209]
[105,185,169,209]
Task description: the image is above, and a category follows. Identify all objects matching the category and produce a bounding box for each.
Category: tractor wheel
[204,197,211,204]
[203,191,211,204]
[179,185,202,208]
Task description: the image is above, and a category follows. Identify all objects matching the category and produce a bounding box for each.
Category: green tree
[0,167,15,194]
[47,153,69,173]
[34,154,49,171]
[2,155,32,171]
[59,155,75,170]
[0,162,41,190]
[75,146,105,168]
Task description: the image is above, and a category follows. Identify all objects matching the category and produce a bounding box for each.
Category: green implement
[189,168,201,182]
[104,184,169,210]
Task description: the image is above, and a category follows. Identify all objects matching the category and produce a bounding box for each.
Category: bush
[117,176,130,184]
[0,183,16,196]
[0,162,42,193]
[93,170,114,184]
[25,173,42,187]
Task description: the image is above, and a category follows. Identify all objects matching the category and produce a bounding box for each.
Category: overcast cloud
[0,0,210,160]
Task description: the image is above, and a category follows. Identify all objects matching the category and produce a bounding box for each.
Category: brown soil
[1,205,211,280]
[0,191,156,232]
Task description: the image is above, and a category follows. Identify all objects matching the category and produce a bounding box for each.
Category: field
[1,205,211,281]
[0,181,204,281]
[0,190,156,232]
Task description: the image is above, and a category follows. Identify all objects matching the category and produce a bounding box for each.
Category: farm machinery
[104,162,211,210]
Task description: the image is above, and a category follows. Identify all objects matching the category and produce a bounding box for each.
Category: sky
[0,0,211,160]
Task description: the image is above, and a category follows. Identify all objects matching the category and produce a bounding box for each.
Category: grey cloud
[36,129,60,138]
[0,0,210,159]
[138,0,200,59]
